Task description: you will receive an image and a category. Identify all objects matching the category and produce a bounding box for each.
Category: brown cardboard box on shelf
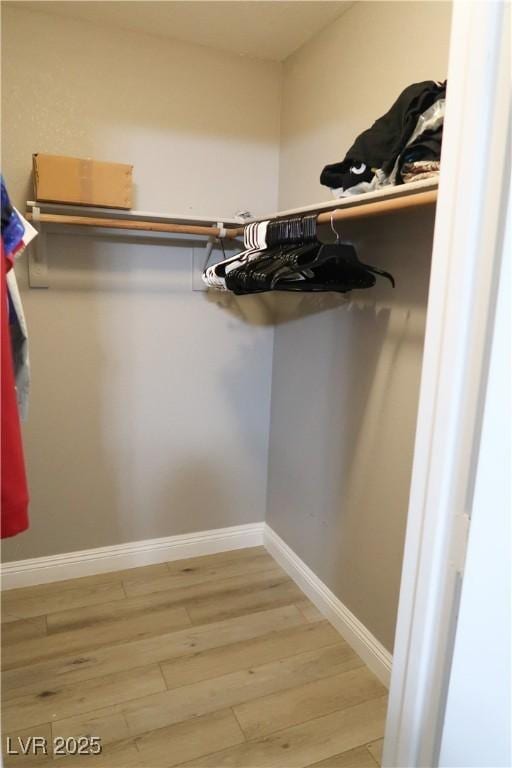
[32,154,133,209]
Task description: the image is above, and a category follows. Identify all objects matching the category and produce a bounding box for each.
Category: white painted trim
[384,2,511,767]
[26,201,241,227]
[2,519,392,688]
[264,524,392,687]
[0,523,265,590]
[257,178,438,221]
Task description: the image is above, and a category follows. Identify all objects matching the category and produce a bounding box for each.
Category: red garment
[1,243,29,537]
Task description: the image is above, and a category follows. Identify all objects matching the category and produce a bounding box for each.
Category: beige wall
[1,5,279,561]
[278,1,452,209]
[2,5,281,216]
[268,1,452,651]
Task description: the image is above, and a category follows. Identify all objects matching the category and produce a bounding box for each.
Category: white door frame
[383,2,511,766]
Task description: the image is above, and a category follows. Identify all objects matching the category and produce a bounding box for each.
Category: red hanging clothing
[1,242,29,537]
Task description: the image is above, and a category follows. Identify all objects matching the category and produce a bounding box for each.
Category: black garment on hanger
[320,80,446,191]
[226,212,395,295]
[272,243,394,294]
[226,215,320,294]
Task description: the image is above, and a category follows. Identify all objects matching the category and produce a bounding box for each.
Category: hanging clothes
[1,180,26,262]
[7,268,30,421]
[203,215,394,294]
[1,240,29,538]
[1,178,35,420]
[1,177,33,538]
[320,80,446,196]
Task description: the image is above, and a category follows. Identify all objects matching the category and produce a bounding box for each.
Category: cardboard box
[33,154,133,209]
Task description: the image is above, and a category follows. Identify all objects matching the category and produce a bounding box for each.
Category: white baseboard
[263,524,392,687]
[1,522,265,590]
[1,520,392,687]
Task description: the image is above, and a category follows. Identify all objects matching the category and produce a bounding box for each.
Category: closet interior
[1,2,453,766]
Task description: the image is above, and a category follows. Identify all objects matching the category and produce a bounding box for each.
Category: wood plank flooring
[1,547,387,767]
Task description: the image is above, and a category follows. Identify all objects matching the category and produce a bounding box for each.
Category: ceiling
[12,1,353,61]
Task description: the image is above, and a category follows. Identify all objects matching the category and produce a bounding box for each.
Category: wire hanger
[330,211,341,244]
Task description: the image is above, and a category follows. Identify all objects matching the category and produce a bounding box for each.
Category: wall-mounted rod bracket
[27,206,49,289]
[24,206,244,289]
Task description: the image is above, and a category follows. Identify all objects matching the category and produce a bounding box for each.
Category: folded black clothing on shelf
[396,126,443,183]
[320,80,446,192]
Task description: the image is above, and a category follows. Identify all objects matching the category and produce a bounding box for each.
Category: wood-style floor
[1,547,386,767]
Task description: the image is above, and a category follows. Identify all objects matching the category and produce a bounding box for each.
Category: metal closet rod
[26,189,437,239]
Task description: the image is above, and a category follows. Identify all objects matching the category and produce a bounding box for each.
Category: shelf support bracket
[28,206,49,289]
[192,222,232,291]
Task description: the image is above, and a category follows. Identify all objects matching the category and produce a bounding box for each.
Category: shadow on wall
[267,298,392,538]
[29,232,199,293]
[42,229,380,328]
[265,206,436,650]
[204,205,436,327]
[1,231,272,562]
[205,288,348,327]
